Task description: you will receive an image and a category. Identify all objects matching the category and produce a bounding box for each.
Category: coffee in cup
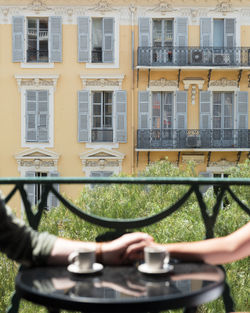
[68,248,95,270]
[144,246,169,270]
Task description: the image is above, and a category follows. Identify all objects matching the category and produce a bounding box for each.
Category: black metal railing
[27,49,49,63]
[92,129,113,142]
[137,46,250,67]
[1,176,249,313]
[92,48,102,63]
[137,129,250,149]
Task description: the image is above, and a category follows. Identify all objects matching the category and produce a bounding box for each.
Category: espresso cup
[144,246,169,270]
[68,248,95,270]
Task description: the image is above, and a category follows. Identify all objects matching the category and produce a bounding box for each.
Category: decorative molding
[80,74,124,90]
[183,77,205,90]
[209,77,238,91]
[15,74,59,91]
[207,158,236,172]
[182,154,205,164]
[210,0,238,15]
[25,0,52,13]
[87,0,118,14]
[148,77,178,91]
[15,148,60,172]
[146,0,177,15]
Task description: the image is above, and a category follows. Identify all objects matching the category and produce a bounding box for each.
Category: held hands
[101,232,153,265]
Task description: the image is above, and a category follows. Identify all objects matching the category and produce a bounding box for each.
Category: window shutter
[26,91,37,142]
[199,172,213,194]
[48,172,59,209]
[200,18,212,47]
[138,91,150,129]
[115,90,127,143]
[175,91,187,129]
[25,171,35,207]
[78,90,90,142]
[103,18,114,63]
[174,18,188,64]
[49,16,62,62]
[139,18,151,46]
[236,91,248,129]
[200,91,212,129]
[37,90,49,142]
[78,16,90,62]
[224,19,235,48]
[12,16,24,62]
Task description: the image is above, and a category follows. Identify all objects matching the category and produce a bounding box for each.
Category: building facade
[0,0,249,210]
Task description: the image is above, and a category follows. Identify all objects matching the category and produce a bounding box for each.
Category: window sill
[21,63,55,69]
[86,62,119,69]
[86,142,119,149]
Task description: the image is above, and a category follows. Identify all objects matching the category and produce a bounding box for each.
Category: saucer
[67,263,103,274]
[138,263,174,275]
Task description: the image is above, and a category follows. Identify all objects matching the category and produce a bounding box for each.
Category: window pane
[104,117,112,127]
[92,18,102,48]
[93,92,102,103]
[93,104,101,115]
[93,117,101,128]
[104,92,112,104]
[153,20,162,46]
[105,105,112,115]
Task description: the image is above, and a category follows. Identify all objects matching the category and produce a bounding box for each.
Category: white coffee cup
[144,246,169,270]
[68,248,95,270]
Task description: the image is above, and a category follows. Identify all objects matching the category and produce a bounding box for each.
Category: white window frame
[86,16,119,69]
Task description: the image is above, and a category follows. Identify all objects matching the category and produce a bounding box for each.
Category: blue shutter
[25,171,35,207]
[236,91,248,129]
[12,16,24,62]
[37,90,49,142]
[78,90,90,142]
[175,91,187,129]
[200,91,212,129]
[139,18,151,46]
[103,18,114,63]
[48,172,59,209]
[49,16,62,62]
[200,18,212,47]
[78,16,90,62]
[115,90,127,143]
[26,91,37,142]
[138,91,150,129]
[174,18,188,65]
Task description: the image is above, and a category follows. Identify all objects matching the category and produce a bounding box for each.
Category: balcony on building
[137,129,250,150]
[137,46,250,68]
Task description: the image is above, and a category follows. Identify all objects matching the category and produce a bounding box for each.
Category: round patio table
[15,262,225,313]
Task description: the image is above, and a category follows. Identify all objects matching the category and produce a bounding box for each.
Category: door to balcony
[213,92,234,148]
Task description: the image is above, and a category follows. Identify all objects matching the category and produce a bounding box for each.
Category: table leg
[183,307,197,313]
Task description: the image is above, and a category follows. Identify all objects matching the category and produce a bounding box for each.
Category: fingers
[121,240,149,263]
[120,232,154,247]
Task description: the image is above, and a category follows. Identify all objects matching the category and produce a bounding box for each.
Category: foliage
[0,159,249,312]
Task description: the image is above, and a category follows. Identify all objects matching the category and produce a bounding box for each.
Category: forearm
[164,222,250,265]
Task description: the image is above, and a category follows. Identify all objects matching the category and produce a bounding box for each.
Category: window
[25,90,49,143]
[213,173,229,208]
[90,171,113,189]
[78,17,115,64]
[27,17,49,62]
[78,90,127,143]
[25,171,59,209]
[12,16,62,63]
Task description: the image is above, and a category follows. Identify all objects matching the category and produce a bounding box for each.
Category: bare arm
[161,222,250,265]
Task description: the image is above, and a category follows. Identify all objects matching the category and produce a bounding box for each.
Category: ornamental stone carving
[88,0,117,14]
[210,0,238,15]
[15,75,59,91]
[147,0,177,15]
[25,0,51,13]
[209,78,238,87]
[81,74,124,90]
[150,78,178,87]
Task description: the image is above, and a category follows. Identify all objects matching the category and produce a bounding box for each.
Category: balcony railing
[27,49,49,63]
[1,176,249,313]
[92,129,113,142]
[137,129,250,149]
[137,46,250,67]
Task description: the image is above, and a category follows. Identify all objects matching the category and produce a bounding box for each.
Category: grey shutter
[115,90,127,143]
[138,91,150,129]
[224,19,235,48]
[25,171,35,207]
[174,18,188,64]
[12,16,24,62]
[199,172,213,194]
[200,91,212,129]
[139,18,151,46]
[236,91,248,129]
[37,90,49,142]
[176,91,187,129]
[103,18,114,63]
[48,172,59,209]
[26,91,37,142]
[78,16,90,62]
[49,16,62,62]
[78,90,90,142]
[200,18,212,47]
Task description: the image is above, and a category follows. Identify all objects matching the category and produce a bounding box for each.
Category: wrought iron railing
[92,129,113,142]
[137,129,250,149]
[137,46,250,67]
[27,49,49,63]
[1,176,249,313]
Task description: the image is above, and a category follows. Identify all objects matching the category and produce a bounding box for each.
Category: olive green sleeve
[0,191,57,266]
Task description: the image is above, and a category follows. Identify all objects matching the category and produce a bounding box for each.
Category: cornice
[80,74,125,90]
[148,77,178,91]
[208,77,238,91]
[15,74,59,91]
